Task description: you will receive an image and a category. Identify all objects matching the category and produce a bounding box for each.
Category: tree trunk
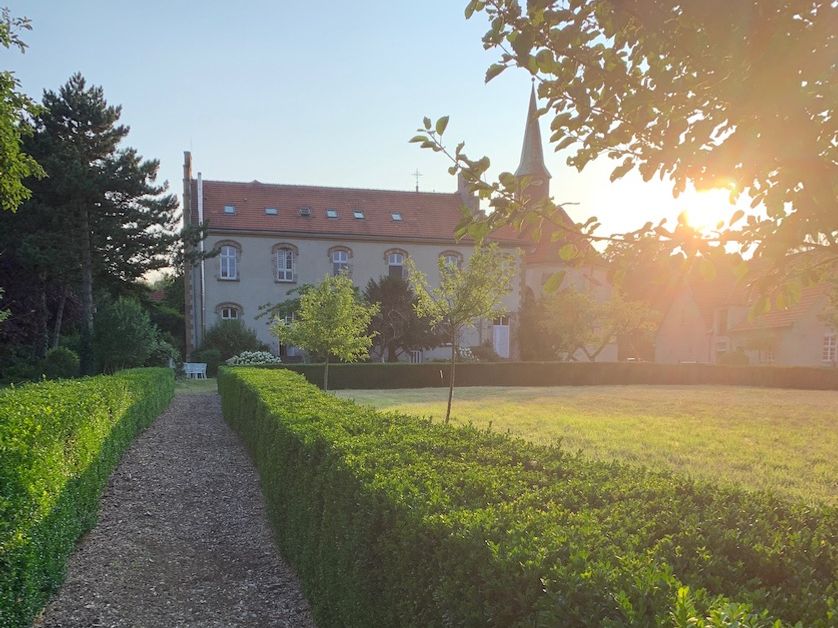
[79,207,95,375]
[37,276,49,359]
[323,355,330,391]
[51,286,67,349]
[445,331,456,424]
[387,341,398,362]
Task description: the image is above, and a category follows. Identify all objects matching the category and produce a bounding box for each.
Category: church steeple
[514,85,551,183]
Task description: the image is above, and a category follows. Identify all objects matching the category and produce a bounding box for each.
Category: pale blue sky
[5,1,744,236]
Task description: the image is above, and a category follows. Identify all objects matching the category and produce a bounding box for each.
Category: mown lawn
[174,377,217,395]
[337,385,838,505]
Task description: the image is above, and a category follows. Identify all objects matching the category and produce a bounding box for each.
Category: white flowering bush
[226,351,282,366]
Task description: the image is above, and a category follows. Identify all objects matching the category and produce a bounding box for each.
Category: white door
[492,316,510,359]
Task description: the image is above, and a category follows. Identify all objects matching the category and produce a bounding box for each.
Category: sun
[680,186,741,232]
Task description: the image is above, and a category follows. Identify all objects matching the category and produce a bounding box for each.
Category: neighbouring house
[655,278,836,367]
[721,284,836,367]
[182,88,616,362]
[654,264,751,364]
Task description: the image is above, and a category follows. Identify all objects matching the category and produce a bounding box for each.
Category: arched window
[272,243,298,283]
[384,248,407,279]
[329,246,352,276]
[440,250,463,269]
[216,302,243,321]
[216,240,241,280]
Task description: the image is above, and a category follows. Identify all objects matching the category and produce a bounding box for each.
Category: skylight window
[224,205,236,214]
[391,212,403,221]
[299,207,311,217]
[353,210,365,219]
[326,208,339,219]
[265,207,278,215]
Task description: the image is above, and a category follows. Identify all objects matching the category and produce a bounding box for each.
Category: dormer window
[224,205,236,214]
[391,212,402,221]
[353,210,365,219]
[265,207,278,215]
[326,208,339,219]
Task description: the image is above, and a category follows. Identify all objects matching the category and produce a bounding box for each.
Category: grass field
[174,377,217,395]
[337,385,838,505]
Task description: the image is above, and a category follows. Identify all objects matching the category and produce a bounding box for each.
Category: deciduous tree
[0,8,43,212]
[413,1,836,298]
[270,274,379,390]
[407,243,518,422]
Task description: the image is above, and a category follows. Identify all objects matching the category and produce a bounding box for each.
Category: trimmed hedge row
[219,367,837,627]
[0,368,174,628]
[261,361,838,391]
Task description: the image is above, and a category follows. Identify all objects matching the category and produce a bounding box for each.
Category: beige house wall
[730,294,834,367]
[655,288,711,363]
[200,232,521,356]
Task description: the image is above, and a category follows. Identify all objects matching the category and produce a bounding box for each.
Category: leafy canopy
[413,1,836,290]
[407,242,519,338]
[0,8,44,213]
[270,273,379,364]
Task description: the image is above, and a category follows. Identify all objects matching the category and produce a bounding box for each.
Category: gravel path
[34,393,315,628]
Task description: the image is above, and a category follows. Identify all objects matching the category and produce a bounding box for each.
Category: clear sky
[5,0,746,237]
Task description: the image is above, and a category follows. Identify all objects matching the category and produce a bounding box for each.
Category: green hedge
[219,367,837,627]
[265,361,838,390]
[0,368,174,628]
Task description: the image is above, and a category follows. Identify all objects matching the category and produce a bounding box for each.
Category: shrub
[0,368,173,628]
[191,347,222,377]
[93,297,158,372]
[196,319,267,361]
[218,367,837,627]
[226,350,281,366]
[264,361,838,391]
[145,333,178,367]
[41,346,79,379]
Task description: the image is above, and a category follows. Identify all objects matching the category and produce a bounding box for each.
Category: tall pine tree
[23,74,178,372]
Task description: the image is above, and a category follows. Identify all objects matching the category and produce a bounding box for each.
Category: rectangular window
[387,252,404,279]
[224,205,236,214]
[299,207,311,217]
[276,249,295,282]
[353,210,365,219]
[220,306,239,320]
[823,332,837,363]
[391,212,402,221]
[326,208,339,219]
[332,250,349,275]
[265,207,278,215]
[219,245,237,280]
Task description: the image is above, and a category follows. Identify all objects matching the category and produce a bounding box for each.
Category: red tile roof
[730,284,828,332]
[191,179,524,245]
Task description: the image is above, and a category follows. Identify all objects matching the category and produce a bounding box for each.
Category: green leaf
[409,135,427,144]
[542,271,566,294]
[609,157,634,182]
[729,209,745,225]
[558,243,579,261]
[435,116,449,135]
[485,64,505,83]
[423,116,431,130]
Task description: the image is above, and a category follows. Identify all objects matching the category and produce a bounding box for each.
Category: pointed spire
[514,85,551,181]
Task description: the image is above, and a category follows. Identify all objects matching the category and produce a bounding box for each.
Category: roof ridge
[197,178,460,198]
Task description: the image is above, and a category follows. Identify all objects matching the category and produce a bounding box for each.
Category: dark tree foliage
[0,73,179,373]
[364,275,443,362]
